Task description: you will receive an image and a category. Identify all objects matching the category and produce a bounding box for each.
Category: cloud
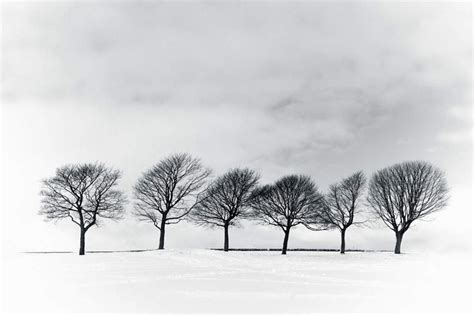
[2,2,470,110]
[437,130,473,144]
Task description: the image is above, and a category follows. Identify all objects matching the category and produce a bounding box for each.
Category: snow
[3,249,472,313]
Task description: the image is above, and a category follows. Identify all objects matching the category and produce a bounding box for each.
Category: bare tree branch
[133,153,211,249]
[305,171,367,253]
[188,168,260,251]
[39,162,126,255]
[249,175,327,254]
[366,161,448,254]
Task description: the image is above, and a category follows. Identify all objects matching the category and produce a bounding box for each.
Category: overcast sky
[1,1,472,254]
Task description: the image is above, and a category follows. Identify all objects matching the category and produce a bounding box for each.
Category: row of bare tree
[39,153,448,255]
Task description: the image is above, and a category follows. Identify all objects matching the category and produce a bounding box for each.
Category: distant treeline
[39,153,448,256]
[24,248,393,254]
[210,248,393,252]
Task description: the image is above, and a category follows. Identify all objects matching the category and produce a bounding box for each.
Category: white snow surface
[3,249,472,313]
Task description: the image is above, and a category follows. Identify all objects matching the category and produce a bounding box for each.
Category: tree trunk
[394,231,404,254]
[158,215,166,250]
[223,223,229,252]
[282,229,290,255]
[340,228,346,254]
[79,228,86,255]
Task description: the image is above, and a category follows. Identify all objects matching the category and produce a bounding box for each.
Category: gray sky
[1,1,472,253]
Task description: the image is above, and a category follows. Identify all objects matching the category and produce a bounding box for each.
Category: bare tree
[367,161,448,254]
[133,153,211,250]
[189,168,260,251]
[39,163,126,255]
[250,175,326,255]
[309,171,367,254]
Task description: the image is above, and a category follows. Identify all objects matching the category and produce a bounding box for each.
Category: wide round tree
[39,163,126,255]
[189,168,259,251]
[367,161,448,254]
[250,175,326,255]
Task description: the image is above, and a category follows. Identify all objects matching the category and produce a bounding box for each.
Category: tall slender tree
[39,163,126,255]
[133,153,211,249]
[250,175,326,255]
[189,168,260,251]
[367,161,448,254]
[307,171,367,254]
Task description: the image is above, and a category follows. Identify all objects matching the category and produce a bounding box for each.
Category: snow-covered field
[2,249,472,313]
